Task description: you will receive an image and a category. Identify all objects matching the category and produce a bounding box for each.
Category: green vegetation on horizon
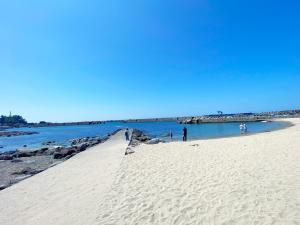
[0,115,27,126]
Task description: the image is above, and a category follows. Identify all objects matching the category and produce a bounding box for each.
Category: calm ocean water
[0,121,287,152]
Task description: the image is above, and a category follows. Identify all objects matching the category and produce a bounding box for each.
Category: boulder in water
[42,141,56,146]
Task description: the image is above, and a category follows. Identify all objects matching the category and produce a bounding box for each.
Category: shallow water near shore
[0,121,287,152]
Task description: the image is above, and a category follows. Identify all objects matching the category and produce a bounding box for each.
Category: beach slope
[0,130,128,225]
[98,119,300,225]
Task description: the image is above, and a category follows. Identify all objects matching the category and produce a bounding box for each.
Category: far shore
[1,109,299,129]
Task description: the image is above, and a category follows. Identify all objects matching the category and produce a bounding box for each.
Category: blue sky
[0,0,300,122]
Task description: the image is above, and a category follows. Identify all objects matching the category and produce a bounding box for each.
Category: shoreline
[98,118,300,224]
[0,120,291,190]
[0,120,288,154]
[198,119,294,141]
[161,120,293,143]
[0,119,299,224]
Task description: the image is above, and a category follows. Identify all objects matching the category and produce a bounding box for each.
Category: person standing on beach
[170,130,173,140]
[243,123,248,133]
[240,123,244,134]
[125,129,130,141]
[183,127,187,141]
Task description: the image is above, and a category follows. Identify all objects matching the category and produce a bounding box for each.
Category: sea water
[0,121,287,152]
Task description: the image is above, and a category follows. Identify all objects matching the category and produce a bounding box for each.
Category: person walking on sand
[183,127,188,141]
[125,128,130,141]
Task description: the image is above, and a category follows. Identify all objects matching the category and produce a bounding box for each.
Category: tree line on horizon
[0,115,27,126]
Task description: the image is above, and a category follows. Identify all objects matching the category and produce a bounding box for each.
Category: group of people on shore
[169,124,249,141]
[125,123,248,142]
[169,127,188,142]
[125,128,188,142]
[239,123,248,134]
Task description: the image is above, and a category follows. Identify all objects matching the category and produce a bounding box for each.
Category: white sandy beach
[0,131,129,225]
[0,119,300,225]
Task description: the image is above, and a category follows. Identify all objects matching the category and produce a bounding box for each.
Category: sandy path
[0,130,128,225]
[97,119,300,225]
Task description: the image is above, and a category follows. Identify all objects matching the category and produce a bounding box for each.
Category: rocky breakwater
[0,131,38,137]
[129,129,151,147]
[0,136,104,191]
[180,115,271,124]
[125,129,165,155]
[53,136,102,159]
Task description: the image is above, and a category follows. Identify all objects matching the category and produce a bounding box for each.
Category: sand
[1,119,300,225]
[0,130,129,225]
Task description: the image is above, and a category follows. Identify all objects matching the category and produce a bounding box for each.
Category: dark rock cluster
[0,136,104,163]
[0,129,147,190]
[125,129,164,155]
[42,141,56,146]
[179,115,270,124]
[11,167,44,176]
[70,136,102,146]
[0,135,109,191]
[0,131,38,137]
[0,147,57,161]
[129,129,151,147]
[128,129,166,148]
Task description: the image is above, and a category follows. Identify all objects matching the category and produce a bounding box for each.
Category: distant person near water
[240,123,248,134]
[170,130,173,140]
[243,123,248,133]
[183,127,187,141]
[240,123,244,134]
[125,129,130,141]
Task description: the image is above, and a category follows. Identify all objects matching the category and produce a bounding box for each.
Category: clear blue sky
[0,0,299,122]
